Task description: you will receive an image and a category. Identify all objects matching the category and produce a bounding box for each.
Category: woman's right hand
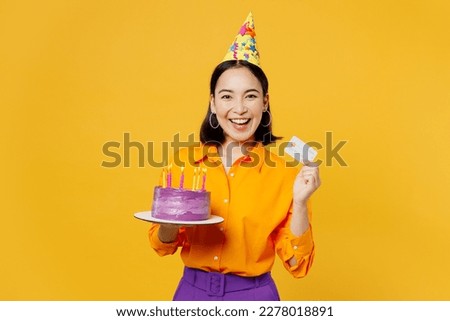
[157,223,192,243]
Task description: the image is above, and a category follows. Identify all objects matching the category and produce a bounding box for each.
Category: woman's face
[210,67,268,145]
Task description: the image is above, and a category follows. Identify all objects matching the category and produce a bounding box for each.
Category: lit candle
[162,168,167,188]
[192,167,198,191]
[195,167,202,191]
[167,164,172,188]
[201,168,207,191]
[179,166,185,189]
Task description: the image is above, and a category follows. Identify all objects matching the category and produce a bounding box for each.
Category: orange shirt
[148,143,315,278]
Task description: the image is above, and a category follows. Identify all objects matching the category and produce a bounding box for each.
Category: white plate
[134,211,224,225]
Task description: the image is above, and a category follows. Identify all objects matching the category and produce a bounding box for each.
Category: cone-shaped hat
[222,12,260,66]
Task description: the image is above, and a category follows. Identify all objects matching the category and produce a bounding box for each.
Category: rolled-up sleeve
[273,200,315,278]
[148,224,185,256]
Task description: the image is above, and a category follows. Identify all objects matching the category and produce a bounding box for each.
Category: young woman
[148,14,321,301]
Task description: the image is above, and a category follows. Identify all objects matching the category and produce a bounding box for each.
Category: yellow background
[1,0,449,300]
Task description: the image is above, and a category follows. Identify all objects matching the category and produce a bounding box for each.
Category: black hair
[199,60,281,146]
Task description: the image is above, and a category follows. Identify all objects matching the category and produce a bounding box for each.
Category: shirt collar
[193,142,266,171]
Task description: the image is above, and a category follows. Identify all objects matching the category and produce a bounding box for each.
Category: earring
[261,109,271,127]
[209,113,220,129]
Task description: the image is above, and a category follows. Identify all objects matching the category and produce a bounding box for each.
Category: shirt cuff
[283,225,315,271]
[148,224,180,256]
[289,225,314,256]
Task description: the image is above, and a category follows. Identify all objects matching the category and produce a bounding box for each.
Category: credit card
[285,136,318,164]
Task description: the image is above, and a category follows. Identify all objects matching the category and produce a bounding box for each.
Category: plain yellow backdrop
[1,0,449,300]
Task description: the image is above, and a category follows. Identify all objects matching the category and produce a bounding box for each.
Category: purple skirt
[173,267,280,301]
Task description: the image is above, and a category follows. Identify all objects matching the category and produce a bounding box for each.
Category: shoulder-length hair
[199,60,281,146]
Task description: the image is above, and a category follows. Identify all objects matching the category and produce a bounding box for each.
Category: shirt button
[213,256,219,261]
[229,173,235,177]
[219,227,224,231]
[223,199,229,204]
[293,246,298,250]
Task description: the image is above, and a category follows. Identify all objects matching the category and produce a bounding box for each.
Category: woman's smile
[210,67,268,144]
[229,118,251,125]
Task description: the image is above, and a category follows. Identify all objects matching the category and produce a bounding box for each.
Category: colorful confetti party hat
[222,12,260,66]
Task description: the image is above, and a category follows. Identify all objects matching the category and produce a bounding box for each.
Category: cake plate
[134,211,224,225]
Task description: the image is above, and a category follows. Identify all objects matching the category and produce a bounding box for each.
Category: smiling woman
[200,59,279,148]
[147,12,321,301]
[214,67,264,137]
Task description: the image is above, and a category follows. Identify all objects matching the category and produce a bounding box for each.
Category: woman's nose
[234,100,247,114]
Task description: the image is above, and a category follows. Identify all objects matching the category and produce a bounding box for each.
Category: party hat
[222,12,260,66]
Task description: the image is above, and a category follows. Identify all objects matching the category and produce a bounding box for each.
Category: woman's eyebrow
[218,89,233,94]
[217,88,260,94]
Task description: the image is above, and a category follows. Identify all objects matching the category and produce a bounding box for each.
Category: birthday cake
[151,166,211,221]
[151,187,211,221]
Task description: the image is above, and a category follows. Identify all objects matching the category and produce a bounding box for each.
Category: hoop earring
[209,113,220,129]
[261,110,272,127]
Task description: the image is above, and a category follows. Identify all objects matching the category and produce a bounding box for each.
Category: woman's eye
[221,95,232,99]
[246,94,257,99]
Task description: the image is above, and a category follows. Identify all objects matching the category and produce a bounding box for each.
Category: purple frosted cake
[151,187,211,221]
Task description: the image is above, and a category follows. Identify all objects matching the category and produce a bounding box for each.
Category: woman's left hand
[293,163,321,205]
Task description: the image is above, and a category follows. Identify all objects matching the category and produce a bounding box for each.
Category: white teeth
[230,119,250,124]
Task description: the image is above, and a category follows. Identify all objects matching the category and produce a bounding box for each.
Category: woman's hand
[158,223,192,243]
[293,163,321,206]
